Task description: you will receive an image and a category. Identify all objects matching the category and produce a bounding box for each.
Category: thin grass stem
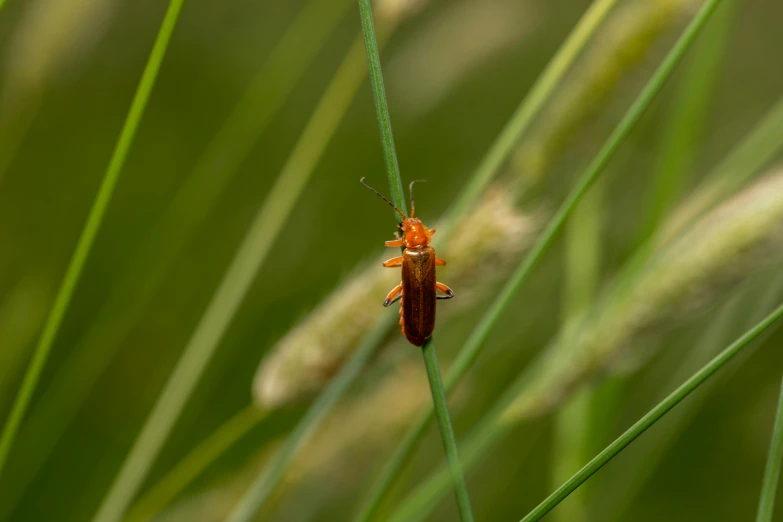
[756,372,783,522]
[382,0,726,519]
[358,0,472,518]
[358,0,407,215]
[421,339,474,522]
[639,0,735,241]
[353,1,620,518]
[552,177,603,522]
[520,302,783,522]
[605,266,783,522]
[0,0,185,478]
[123,405,266,522]
[225,315,394,522]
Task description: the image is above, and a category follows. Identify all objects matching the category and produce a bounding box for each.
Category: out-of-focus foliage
[1,0,783,521]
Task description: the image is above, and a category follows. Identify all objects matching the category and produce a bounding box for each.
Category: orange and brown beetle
[361,177,454,346]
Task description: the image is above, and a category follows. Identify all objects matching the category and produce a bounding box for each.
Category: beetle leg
[435,282,454,300]
[385,238,405,247]
[383,256,404,267]
[435,257,446,266]
[429,228,436,236]
[384,284,403,307]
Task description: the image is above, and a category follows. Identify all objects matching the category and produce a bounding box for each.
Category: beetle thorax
[401,218,430,247]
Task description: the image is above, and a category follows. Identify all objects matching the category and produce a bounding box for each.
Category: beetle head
[400,217,431,247]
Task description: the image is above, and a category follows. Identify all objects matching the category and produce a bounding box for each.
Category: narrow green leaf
[756,373,783,522]
[0,0,185,479]
[520,302,783,522]
[421,339,474,522]
[357,0,407,216]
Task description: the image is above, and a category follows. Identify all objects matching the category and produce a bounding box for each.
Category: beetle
[360,177,454,346]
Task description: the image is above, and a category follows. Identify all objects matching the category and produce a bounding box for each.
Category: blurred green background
[2,0,783,520]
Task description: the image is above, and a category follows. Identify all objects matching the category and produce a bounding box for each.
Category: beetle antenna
[360,177,406,219]
[409,179,426,218]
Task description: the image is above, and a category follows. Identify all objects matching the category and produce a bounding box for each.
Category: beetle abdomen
[401,246,437,346]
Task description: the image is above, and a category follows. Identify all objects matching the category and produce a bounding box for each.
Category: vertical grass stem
[756,373,783,522]
[358,0,473,519]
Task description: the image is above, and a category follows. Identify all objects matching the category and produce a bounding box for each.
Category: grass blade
[358,0,472,518]
[440,0,620,241]
[225,315,393,522]
[358,0,407,214]
[421,339,474,522]
[639,0,736,240]
[0,0,185,478]
[520,302,783,522]
[756,372,783,522]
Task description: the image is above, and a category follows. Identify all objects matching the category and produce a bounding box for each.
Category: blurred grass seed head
[253,183,538,409]
[504,168,783,421]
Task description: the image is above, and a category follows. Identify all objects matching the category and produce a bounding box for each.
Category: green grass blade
[0,1,353,515]
[353,2,620,518]
[639,0,736,241]
[605,267,783,522]
[520,302,783,522]
[421,339,474,522]
[358,0,472,518]
[225,315,394,522]
[358,0,407,215]
[124,406,266,522]
[0,0,185,478]
[440,0,621,241]
[552,178,604,522]
[756,373,783,522]
[381,0,726,519]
